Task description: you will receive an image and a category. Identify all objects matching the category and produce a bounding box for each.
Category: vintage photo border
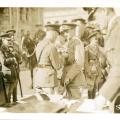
[0,0,120,120]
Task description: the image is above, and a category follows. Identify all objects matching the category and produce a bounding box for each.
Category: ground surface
[0,68,111,113]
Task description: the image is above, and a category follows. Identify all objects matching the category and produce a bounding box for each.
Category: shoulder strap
[37,43,48,64]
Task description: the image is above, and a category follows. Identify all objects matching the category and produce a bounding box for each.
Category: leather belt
[37,64,51,68]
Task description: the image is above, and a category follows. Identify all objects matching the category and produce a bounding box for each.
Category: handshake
[57,66,64,79]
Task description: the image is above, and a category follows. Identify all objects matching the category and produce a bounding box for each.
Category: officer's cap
[60,25,70,33]
[45,24,60,33]
[72,18,87,24]
[60,23,76,33]
[0,33,10,38]
[6,29,16,34]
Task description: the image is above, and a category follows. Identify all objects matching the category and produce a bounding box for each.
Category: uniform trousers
[7,67,18,103]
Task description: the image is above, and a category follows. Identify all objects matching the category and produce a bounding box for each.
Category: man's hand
[64,77,70,86]
[57,68,63,79]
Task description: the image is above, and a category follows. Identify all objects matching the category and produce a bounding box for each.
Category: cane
[18,73,23,97]
[17,64,23,97]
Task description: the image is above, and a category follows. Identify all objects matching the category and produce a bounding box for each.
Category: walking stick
[17,64,23,97]
[18,72,23,97]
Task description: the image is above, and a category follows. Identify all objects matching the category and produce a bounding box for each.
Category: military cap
[6,29,16,34]
[59,25,70,33]
[87,31,98,40]
[60,23,76,32]
[45,23,60,33]
[62,23,76,27]
[0,33,10,38]
[72,18,87,24]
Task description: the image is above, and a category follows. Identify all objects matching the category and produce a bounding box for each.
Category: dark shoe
[4,103,12,107]
[12,101,19,105]
[114,95,120,113]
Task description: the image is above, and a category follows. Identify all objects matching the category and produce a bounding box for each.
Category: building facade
[0,8,43,41]
[43,8,88,24]
[43,8,115,30]
[0,7,115,41]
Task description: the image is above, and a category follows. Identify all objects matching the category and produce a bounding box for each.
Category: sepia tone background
[0,8,114,42]
[0,7,119,113]
[0,7,116,101]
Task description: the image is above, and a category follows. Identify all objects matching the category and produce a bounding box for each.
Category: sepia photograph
[0,6,120,114]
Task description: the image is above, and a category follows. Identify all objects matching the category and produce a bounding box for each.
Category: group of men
[35,12,120,112]
[0,16,111,108]
[0,8,120,113]
[35,17,108,101]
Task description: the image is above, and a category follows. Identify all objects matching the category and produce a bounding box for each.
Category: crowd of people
[0,8,120,113]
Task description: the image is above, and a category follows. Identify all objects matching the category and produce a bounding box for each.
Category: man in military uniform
[84,23,96,46]
[72,18,87,40]
[35,23,62,96]
[93,27,108,89]
[0,31,21,106]
[72,18,87,71]
[60,22,86,100]
[6,29,22,66]
[84,32,102,99]
[54,25,70,94]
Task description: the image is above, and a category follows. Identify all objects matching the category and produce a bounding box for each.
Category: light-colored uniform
[35,39,61,94]
[64,37,86,99]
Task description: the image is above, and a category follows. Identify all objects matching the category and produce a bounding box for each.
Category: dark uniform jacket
[84,44,102,90]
